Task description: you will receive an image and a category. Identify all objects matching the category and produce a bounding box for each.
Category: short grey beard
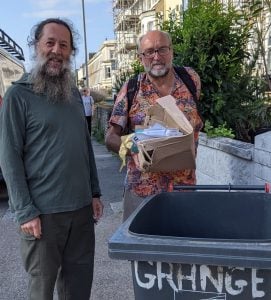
[145,63,171,78]
[149,68,170,78]
[30,55,74,103]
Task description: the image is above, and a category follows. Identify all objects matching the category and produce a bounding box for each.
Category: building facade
[88,40,116,93]
[77,40,116,94]
[0,29,25,97]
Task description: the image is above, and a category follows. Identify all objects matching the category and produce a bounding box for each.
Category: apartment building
[77,40,116,93]
[88,39,116,93]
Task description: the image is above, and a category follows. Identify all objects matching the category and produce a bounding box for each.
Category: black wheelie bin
[108,186,271,300]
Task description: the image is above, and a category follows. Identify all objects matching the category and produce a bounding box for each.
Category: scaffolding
[113,0,142,73]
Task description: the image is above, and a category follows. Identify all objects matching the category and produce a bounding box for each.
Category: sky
[0,0,114,71]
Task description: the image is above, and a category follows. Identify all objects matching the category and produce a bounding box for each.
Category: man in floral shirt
[106,30,203,221]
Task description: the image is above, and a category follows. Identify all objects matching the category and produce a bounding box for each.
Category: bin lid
[108,191,271,269]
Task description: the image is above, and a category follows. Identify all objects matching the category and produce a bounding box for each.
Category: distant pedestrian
[0,18,103,300]
[81,87,94,136]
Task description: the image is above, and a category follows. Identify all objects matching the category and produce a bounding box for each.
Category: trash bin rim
[109,190,271,269]
[126,191,271,243]
[109,225,271,268]
[127,230,271,243]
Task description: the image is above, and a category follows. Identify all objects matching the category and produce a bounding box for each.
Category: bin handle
[172,184,269,192]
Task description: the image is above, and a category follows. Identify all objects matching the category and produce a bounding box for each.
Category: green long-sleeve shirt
[0,74,101,225]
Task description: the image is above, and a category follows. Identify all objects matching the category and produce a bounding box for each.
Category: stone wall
[196,132,271,186]
[93,103,112,137]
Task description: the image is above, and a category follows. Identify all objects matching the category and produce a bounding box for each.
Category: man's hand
[20,217,41,239]
[92,198,104,222]
[105,124,122,154]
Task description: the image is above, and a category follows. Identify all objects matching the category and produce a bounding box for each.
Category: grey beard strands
[30,57,74,103]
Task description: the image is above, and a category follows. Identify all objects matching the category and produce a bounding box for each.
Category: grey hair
[137,30,172,53]
[27,18,80,56]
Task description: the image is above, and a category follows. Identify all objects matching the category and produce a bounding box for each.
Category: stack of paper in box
[134,95,195,172]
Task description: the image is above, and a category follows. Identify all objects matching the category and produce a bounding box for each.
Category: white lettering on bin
[177,264,196,291]
[134,261,156,289]
[252,269,265,298]
[134,262,266,298]
[225,268,248,295]
[200,265,223,293]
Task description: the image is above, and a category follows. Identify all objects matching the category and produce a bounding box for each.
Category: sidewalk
[90,138,134,300]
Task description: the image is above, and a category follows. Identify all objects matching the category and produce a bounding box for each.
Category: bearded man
[106,30,203,221]
[0,18,103,300]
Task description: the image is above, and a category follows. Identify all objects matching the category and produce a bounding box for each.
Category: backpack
[126,66,203,132]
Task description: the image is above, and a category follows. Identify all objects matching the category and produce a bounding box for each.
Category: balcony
[0,29,24,61]
[116,32,137,51]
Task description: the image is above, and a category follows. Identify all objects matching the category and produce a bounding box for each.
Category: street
[0,139,134,300]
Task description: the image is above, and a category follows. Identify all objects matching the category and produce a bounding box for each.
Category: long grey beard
[30,57,74,103]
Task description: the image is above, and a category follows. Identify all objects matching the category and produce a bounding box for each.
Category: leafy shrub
[160,0,271,142]
[204,121,235,138]
[92,126,105,144]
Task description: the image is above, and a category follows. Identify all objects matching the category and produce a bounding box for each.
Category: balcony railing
[0,29,25,61]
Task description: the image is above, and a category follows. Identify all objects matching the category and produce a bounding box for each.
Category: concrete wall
[254,132,271,185]
[196,132,271,186]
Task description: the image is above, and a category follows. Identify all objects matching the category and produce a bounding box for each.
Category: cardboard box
[135,95,195,172]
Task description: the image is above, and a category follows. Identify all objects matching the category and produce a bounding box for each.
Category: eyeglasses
[140,46,171,58]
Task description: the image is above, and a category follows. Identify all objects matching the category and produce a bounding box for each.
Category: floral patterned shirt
[109,67,203,197]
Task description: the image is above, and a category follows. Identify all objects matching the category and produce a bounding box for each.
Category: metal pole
[82,0,89,87]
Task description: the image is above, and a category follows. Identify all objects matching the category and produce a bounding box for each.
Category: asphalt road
[0,138,134,300]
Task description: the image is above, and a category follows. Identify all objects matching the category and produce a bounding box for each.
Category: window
[268,30,271,73]
[267,48,271,74]
[110,50,114,60]
[111,61,116,71]
[105,66,111,78]
[182,0,188,11]
[147,21,154,31]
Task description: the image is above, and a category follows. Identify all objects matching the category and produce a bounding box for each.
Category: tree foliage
[160,0,271,142]
[112,59,144,96]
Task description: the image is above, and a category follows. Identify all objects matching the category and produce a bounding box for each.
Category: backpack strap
[127,76,139,113]
[174,66,204,122]
[126,75,139,133]
[174,66,197,102]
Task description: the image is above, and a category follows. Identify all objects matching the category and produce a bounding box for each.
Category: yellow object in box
[135,95,195,172]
